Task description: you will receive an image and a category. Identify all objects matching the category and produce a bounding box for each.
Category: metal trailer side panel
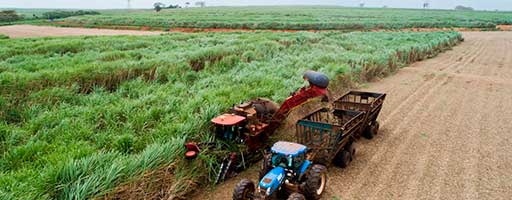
[334,91,386,135]
[296,108,365,165]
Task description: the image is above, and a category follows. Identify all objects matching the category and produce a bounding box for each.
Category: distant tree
[455,5,474,11]
[154,2,166,12]
[0,10,23,22]
[167,4,181,9]
[195,1,206,7]
[359,2,365,8]
[41,10,100,20]
[185,2,190,8]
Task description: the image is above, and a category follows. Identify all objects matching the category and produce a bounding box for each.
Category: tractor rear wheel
[303,164,327,200]
[233,179,255,200]
[287,193,306,200]
[333,150,351,168]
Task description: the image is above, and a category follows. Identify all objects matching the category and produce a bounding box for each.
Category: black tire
[346,142,356,161]
[363,121,378,139]
[233,179,255,200]
[372,121,380,135]
[287,193,306,200]
[333,150,351,168]
[259,153,272,180]
[303,164,327,200]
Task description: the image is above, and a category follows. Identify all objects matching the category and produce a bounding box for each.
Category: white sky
[1,0,510,11]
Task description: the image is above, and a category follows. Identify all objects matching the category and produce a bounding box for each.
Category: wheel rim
[316,173,326,195]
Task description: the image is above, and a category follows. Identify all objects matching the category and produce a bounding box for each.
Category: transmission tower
[127,0,132,9]
[423,0,430,9]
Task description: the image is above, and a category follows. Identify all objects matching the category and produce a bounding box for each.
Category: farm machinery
[233,141,326,200]
[185,70,330,184]
[232,91,386,200]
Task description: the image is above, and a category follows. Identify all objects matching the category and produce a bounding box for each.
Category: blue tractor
[232,141,327,200]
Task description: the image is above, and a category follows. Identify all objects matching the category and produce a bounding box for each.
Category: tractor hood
[259,167,286,196]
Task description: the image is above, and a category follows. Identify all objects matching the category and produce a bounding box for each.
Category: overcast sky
[1,0,511,11]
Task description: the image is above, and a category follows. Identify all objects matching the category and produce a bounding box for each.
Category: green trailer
[296,91,386,167]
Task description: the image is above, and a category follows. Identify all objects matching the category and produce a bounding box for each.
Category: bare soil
[0,25,162,38]
[191,32,512,199]
[1,24,507,39]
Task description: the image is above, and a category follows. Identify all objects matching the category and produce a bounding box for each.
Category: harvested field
[191,32,512,199]
[0,25,162,38]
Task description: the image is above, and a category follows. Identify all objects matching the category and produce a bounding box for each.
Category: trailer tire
[372,121,380,135]
[333,150,351,168]
[233,179,255,200]
[303,164,327,200]
[363,122,376,139]
[346,142,356,161]
[287,193,306,200]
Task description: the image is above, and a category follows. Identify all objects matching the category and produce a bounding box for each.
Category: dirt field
[191,32,512,200]
[0,25,162,38]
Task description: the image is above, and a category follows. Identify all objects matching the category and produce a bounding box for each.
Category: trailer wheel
[333,150,351,168]
[287,193,306,200]
[346,142,356,161]
[363,122,377,139]
[233,179,255,200]
[303,164,327,200]
[372,121,380,135]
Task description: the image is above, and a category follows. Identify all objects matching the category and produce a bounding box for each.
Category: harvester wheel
[303,164,327,200]
[259,153,272,180]
[287,193,306,200]
[333,150,351,168]
[233,179,255,200]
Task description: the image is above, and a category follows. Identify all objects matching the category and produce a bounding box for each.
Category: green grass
[59,6,512,30]
[0,31,462,199]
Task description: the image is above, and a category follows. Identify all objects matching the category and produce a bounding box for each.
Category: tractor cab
[211,114,247,143]
[256,141,312,197]
[270,141,308,171]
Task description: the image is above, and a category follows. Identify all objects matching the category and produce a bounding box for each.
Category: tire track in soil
[341,74,453,199]
[338,42,474,196]
[344,37,476,199]
[191,32,512,200]
[411,77,472,200]
[387,77,464,200]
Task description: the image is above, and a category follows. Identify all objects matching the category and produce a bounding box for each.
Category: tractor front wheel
[303,164,327,200]
[287,193,306,200]
[233,179,255,200]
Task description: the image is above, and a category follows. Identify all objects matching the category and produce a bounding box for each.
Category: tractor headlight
[266,187,271,196]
